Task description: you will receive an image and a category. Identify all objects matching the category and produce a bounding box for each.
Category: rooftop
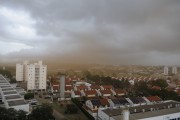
[7,100,27,106]
[0,85,11,88]
[100,90,112,95]
[102,101,180,119]
[128,107,180,120]
[100,98,109,106]
[101,85,113,90]
[146,96,162,102]
[5,95,22,100]
[74,91,81,95]
[3,91,17,95]
[76,85,88,90]
[65,86,73,91]
[1,88,15,91]
[84,90,97,95]
[90,85,101,89]
[114,89,126,95]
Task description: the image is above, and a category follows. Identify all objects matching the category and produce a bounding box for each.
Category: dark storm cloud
[0,0,180,65]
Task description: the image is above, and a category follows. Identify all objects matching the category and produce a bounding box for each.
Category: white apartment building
[164,66,169,75]
[16,64,24,82]
[172,66,177,75]
[16,61,47,91]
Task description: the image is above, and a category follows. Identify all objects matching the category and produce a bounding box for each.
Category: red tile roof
[151,86,161,90]
[65,86,73,91]
[114,89,126,95]
[100,90,112,95]
[146,96,162,102]
[100,99,109,106]
[53,86,59,90]
[102,85,113,90]
[90,85,101,90]
[176,90,180,95]
[84,90,97,96]
[51,82,59,86]
[74,91,81,96]
[76,85,88,90]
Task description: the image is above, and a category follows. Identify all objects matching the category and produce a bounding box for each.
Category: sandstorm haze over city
[0,0,180,66]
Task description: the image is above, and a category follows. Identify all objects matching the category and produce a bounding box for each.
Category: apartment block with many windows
[16,61,47,91]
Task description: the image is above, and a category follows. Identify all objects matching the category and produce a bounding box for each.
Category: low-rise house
[71,91,81,98]
[86,99,101,110]
[88,85,101,90]
[112,89,126,96]
[64,92,71,100]
[74,85,88,91]
[151,86,161,90]
[100,85,113,90]
[50,82,59,93]
[118,97,130,106]
[98,90,113,97]
[82,90,98,97]
[146,96,162,103]
[108,98,121,108]
[65,86,73,92]
[99,98,110,109]
[86,98,110,115]
[127,97,147,106]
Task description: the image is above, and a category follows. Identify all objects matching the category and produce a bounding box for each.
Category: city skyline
[0,0,180,66]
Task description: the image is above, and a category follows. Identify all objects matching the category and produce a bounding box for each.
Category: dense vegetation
[0,107,27,120]
[0,69,16,83]
[0,104,54,120]
[0,69,12,78]
[29,104,54,120]
[24,93,34,100]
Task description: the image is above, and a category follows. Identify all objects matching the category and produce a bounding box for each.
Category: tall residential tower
[164,66,169,75]
[16,61,47,91]
[172,66,177,75]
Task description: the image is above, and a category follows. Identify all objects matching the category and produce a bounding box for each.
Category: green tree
[10,78,17,83]
[24,93,34,100]
[0,69,12,78]
[0,107,9,120]
[17,110,27,120]
[7,108,17,120]
[29,104,54,120]
[149,79,168,88]
[0,107,28,120]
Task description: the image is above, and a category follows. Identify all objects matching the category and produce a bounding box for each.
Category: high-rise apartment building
[16,61,47,91]
[172,66,177,75]
[164,66,169,75]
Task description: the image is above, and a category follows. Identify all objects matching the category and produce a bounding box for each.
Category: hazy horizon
[0,0,180,66]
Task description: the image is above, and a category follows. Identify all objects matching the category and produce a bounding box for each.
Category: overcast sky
[0,0,180,65]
